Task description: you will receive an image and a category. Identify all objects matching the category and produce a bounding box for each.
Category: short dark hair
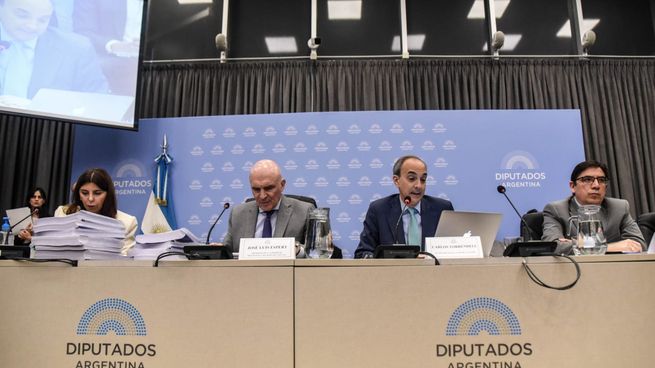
[392,155,427,176]
[570,160,609,183]
[26,187,49,216]
[66,168,117,218]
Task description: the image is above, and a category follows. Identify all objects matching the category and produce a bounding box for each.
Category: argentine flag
[142,137,177,233]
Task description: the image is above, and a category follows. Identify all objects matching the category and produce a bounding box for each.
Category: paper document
[6,207,32,233]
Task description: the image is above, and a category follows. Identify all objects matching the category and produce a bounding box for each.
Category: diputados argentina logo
[436,297,533,368]
[67,298,156,368]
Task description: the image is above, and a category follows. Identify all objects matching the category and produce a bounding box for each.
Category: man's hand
[608,239,642,253]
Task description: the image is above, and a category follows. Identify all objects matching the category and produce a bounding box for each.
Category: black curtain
[2,58,654,217]
[0,115,74,216]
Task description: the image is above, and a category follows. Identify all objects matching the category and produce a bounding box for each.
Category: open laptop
[434,211,502,257]
[28,88,134,123]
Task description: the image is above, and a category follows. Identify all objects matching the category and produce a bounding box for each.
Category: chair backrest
[521,212,544,241]
[245,194,317,208]
[637,212,655,247]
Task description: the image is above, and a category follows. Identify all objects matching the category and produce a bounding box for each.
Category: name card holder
[238,237,296,260]
[425,236,483,259]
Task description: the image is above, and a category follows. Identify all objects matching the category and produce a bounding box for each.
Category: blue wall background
[73,110,585,257]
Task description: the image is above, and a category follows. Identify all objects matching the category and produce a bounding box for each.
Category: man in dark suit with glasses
[542,160,645,253]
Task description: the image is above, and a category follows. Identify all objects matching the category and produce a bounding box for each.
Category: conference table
[1,255,654,367]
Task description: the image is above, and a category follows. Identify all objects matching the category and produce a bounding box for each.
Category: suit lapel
[421,199,438,246]
[387,196,405,244]
[274,196,291,237]
[244,201,259,237]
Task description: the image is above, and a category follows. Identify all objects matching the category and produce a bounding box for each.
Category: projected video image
[0,0,146,129]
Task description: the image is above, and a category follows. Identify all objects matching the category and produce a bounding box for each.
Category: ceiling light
[556,19,601,38]
[391,34,426,52]
[328,0,362,20]
[177,0,213,4]
[265,37,298,54]
[482,34,521,51]
[467,0,511,19]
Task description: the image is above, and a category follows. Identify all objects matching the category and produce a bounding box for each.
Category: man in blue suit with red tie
[355,155,454,258]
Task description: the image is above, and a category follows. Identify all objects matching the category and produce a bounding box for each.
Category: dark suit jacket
[542,196,646,250]
[27,27,109,98]
[355,194,454,258]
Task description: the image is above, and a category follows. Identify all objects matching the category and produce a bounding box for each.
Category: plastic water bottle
[1,216,12,245]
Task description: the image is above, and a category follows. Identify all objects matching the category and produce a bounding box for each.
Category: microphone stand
[206,203,230,245]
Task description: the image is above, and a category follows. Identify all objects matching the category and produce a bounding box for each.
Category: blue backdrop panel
[73,110,585,257]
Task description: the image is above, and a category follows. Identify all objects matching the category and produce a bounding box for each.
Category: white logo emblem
[230,179,244,189]
[199,197,214,208]
[432,123,447,133]
[203,129,216,139]
[326,124,340,135]
[230,144,245,155]
[326,194,341,205]
[369,124,383,134]
[293,178,308,188]
[190,146,204,156]
[314,142,328,152]
[209,180,223,190]
[305,160,319,170]
[305,125,320,135]
[390,123,404,134]
[272,143,286,153]
[421,141,436,151]
[201,163,215,173]
[349,231,361,241]
[379,176,394,186]
[411,123,425,133]
[444,175,459,185]
[210,145,224,155]
[336,141,350,152]
[357,141,371,152]
[284,160,298,170]
[189,180,202,190]
[443,140,457,150]
[336,212,351,223]
[221,162,234,172]
[243,127,256,137]
[347,124,362,134]
[399,140,414,151]
[188,215,202,225]
[336,177,351,187]
[369,159,384,169]
[378,141,393,151]
[285,126,298,136]
[348,159,363,169]
[434,157,448,168]
[263,127,277,137]
[242,161,254,172]
[251,144,266,154]
[327,159,341,169]
[222,128,236,138]
[348,195,363,204]
[358,176,372,187]
[294,143,308,153]
[314,177,329,187]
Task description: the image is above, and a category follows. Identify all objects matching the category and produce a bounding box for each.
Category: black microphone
[206,202,230,245]
[5,208,38,244]
[393,196,412,244]
[496,185,539,241]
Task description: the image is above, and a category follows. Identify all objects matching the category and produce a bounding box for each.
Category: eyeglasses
[575,176,609,185]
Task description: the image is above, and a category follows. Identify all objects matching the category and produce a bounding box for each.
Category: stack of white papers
[31,211,127,260]
[130,228,201,260]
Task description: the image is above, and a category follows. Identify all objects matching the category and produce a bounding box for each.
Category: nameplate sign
[425,236,483,259]
[238,237,296,260]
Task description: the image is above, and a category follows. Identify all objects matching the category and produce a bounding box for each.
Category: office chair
[521,211,544,241]
[245,194,317,208]
[637,212,655,247]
